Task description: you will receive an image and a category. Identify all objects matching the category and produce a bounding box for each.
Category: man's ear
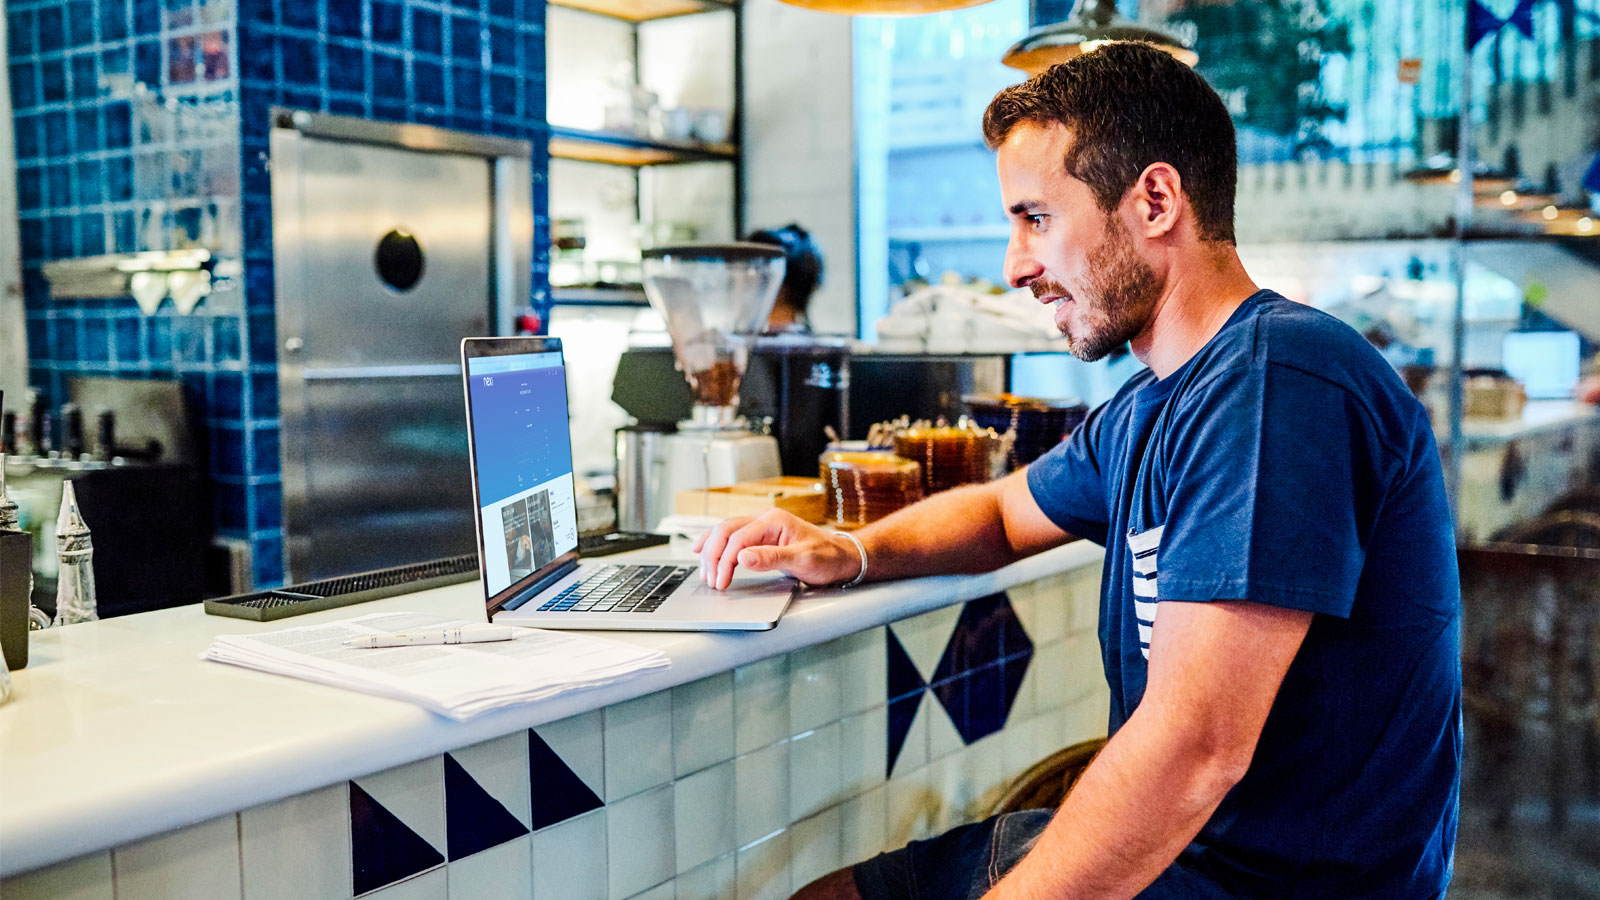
[1129,163,1184,239]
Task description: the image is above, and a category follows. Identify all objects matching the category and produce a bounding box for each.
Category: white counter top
[0,540,1103,877]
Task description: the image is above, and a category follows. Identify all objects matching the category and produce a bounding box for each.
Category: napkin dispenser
[1,529,31,670]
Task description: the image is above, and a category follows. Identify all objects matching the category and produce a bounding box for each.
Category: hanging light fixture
[775,0,994,14]
[1001,0,1197,73]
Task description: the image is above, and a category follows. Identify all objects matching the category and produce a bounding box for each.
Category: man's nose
[1003,237,1043,290]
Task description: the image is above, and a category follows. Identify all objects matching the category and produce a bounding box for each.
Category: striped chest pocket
[1127,524,1164,660]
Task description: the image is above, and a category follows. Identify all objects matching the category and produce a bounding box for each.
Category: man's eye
[1028,215,1048,227]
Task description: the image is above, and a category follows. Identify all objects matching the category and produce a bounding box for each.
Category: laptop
[460,336,798,630]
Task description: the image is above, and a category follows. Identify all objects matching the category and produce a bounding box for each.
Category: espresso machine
[630,243,787,528]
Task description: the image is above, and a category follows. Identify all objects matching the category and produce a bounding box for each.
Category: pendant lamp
[1002,0,1197,73]
[775,0,994,14]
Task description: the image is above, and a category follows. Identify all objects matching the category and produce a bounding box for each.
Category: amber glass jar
[819,451,923,528]
[892,426,999,495]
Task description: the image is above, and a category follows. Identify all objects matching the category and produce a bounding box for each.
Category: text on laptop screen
[466,351,579,596]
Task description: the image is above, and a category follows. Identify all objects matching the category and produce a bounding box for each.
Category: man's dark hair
[982,42,1238,244]
[745,223,824,312]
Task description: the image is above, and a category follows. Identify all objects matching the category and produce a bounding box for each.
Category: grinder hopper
[640,243,786,431]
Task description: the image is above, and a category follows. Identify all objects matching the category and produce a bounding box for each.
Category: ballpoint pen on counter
[343,624,520,649]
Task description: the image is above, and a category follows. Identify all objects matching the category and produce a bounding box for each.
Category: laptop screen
[464,348,580,600]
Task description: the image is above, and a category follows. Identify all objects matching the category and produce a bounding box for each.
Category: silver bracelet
[836,531,869,588]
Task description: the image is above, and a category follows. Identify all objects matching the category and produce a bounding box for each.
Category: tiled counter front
[2,568,1108,900]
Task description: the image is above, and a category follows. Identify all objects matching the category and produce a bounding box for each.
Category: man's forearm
[849,479,1017,581]
[984,708,1246,899]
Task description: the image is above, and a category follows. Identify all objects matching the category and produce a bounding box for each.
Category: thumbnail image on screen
[501,499,535,582]
[525,489,557,569]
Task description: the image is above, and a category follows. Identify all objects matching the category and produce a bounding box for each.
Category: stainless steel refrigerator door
[272,117,531,582]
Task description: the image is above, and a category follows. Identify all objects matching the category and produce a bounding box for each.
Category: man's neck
[1129,250,1260,380]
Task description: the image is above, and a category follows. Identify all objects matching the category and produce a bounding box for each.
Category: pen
[344,625,519,649]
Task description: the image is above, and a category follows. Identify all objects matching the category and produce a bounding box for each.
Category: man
[695,42,1460,899]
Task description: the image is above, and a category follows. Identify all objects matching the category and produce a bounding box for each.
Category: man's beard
[1033,216,1162,362]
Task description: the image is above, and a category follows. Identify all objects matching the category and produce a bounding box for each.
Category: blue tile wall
[10,0,551,589]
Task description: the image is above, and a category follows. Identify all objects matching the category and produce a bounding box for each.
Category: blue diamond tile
[930,595,1033,746]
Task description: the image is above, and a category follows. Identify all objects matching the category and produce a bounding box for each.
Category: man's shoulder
[1193,291,1410,400]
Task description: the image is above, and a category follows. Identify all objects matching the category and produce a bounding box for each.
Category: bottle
[51,481,97,627]
[61,404,85,460]
[0,455,18,531]
[0,456,48,631]
[95,410,117,462]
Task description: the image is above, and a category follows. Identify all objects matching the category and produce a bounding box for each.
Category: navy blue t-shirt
[1028,290,1461,899]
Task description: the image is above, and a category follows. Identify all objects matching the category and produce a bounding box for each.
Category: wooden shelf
[548,0,733,22]
[549,127,738,166]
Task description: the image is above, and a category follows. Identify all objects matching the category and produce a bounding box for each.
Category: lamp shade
[775,0,994,13]
[1002,0,1197,72]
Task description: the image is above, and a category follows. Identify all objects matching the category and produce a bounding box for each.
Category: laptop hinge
[500,558,579,611]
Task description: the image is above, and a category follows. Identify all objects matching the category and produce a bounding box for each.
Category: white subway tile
[607,785,675,900]
[112,815,242,900]
[0,851,113,900]
[672,672,735,778]
[838,706,887,801]
[835,628,886,716]
[447,835,531,899]
[966,733,1010,818]
[787,722,844,822]
[788,642,843,735]
[675,853,736,900]
[1062,689,1111,747]
[839,785,889,866]
[605,691,675,801]
[733,655,790,755]
[363,867,445,899]
[450,730,534,831]
[1017,581,1070,648]
[1068,568,1102,634]
[733,740,789,847]
[1029,641,1071,713]
[532,809,607,900]
[788,807,843,890]
[1000,715,1051,788]
[674,760,737,874]
[886,768,939,846]
[1063,633,1105,702]
[240,783,350,900]
[536,709,606,801]
[734,829,790,900]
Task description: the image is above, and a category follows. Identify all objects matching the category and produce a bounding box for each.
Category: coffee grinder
[635,243,786,526]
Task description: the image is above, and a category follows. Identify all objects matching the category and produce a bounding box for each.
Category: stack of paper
[202,612,670,720]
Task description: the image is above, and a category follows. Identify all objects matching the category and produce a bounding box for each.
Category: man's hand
[691,509,861,589]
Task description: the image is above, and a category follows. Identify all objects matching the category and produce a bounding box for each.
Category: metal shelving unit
[546,0,743,309]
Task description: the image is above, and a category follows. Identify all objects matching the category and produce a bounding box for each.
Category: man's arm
[984,599,1313,900]
[693,467,1073,589]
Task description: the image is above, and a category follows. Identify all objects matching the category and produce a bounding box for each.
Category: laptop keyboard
[535,565,694,614]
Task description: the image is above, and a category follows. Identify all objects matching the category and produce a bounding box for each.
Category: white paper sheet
[202,612,669,720]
